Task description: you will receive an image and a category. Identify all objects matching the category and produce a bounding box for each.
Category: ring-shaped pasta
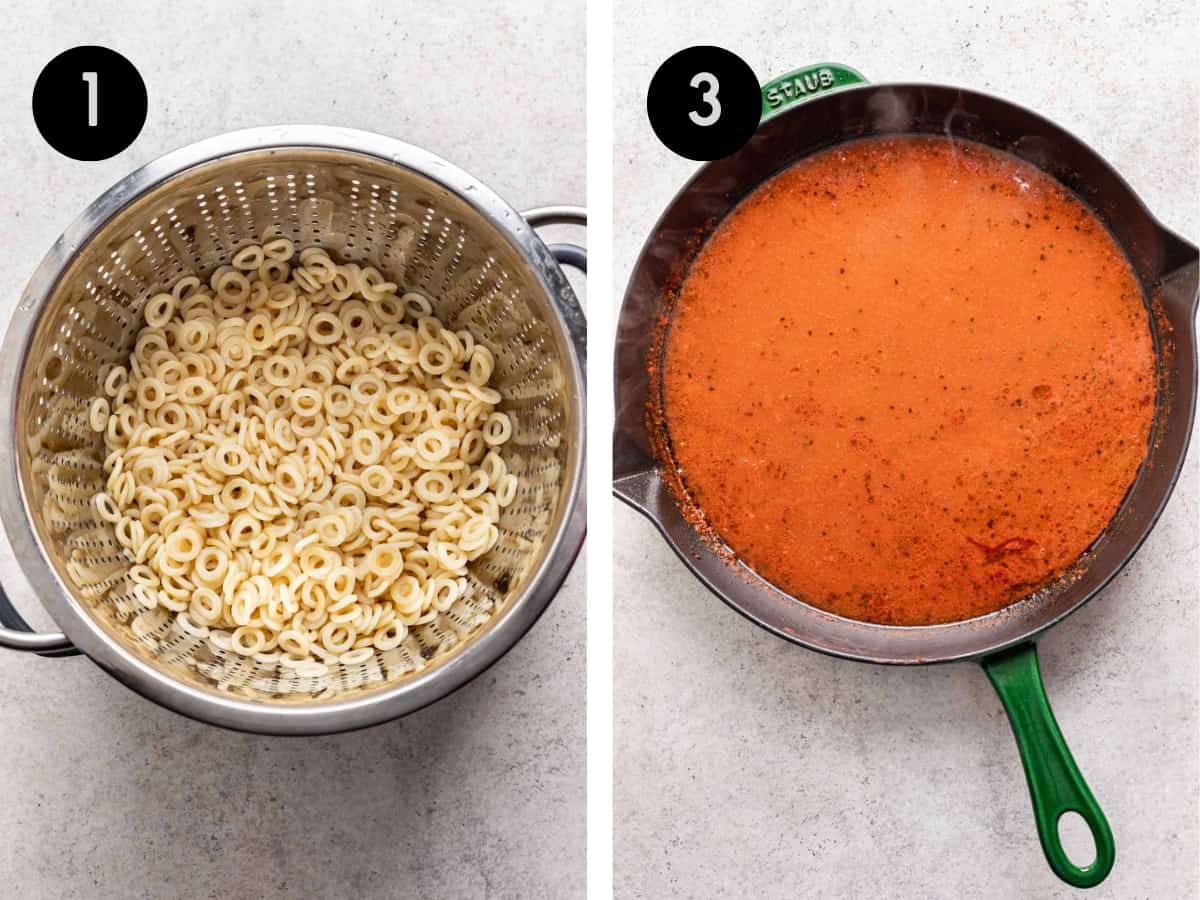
[289,387,323,417]
[414,470,455,504]
[172,275,202,301]
[233,245,265,271]
[143,293,177,328]
[103,365,128,398]
[258,258,290,285]
[459,468,489,500]
[319,622,356,654]
[415,427,456,463]
[350,429,383,465]
[403,292,433,317]
[215,270,251,303]
[188,587,223,626]
[93,244,520,668]
[88,397,111,432]
[495,472,519,507]
[360,465,394,498]
[482,411,513,446]
[231,625,267,656]
[418,342,453,375]
[263,237,294,261]
[307,311,343,345]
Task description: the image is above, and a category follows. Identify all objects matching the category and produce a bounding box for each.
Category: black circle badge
[647,46,761,161]
[33,46,147,161]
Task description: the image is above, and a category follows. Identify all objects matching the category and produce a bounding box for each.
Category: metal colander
[0,126,586,734]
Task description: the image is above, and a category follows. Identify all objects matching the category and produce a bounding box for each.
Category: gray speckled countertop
[614,1,1198,898]
[0,2,585,898]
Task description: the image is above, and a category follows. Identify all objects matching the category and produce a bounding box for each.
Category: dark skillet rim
[613,80,1199,665]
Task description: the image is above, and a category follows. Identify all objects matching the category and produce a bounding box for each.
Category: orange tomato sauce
[661,137,1155,625]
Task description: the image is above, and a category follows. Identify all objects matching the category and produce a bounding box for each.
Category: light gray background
[614,2,1198,898]
[0,2,585,898]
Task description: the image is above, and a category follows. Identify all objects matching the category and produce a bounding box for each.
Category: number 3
[688,72,720,127]
[82,71,98,127]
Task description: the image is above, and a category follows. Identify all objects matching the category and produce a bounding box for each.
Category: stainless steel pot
[0,126,586,735]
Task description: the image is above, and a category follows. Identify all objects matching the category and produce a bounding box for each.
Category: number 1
[82,71,98,127]
[688,72,721,127]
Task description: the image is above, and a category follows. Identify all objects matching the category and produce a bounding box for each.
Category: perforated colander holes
[476,563,515,593]
[80,583,131,610]
[131,228,176,286]
[43,388,89,428]
[210,654,258,690]
[457,282,515,350]
[326,668,386,694]
[264,176,283,232]
[72,555,128,581]
[103,586,152,621]
[365,183,381,243]
[92,285,144,331]
[104,247,142,300]
[65,292,134,362]
[92,258,129,307]
[38,344,71,389]
[385,188,402,228]
[60,303,106,352]
[421,220,468,296]
[283,174,302,238]
[64,529,121,557]
[379,643,426,679]
[75,539,128,565]
[159,632,209,667]
[46,514,93,541]
[405,206,440,283]
[211,184,239,245]
[167,208,205,274]
[413,621,458,660]
[379,188,420,259]
[432,256,499,324]
[249,671,329,696]
[441,602,493,638]
[61,516,118,546]
[299,173,322,237]
[229,181,256,235]
[130,604,171,639]
[462,569,493,595]
[149,215,171,253]
[423,220,469,299]
[346,178,362,251]
[194,192,222,249]
[429,216,454,260]
[45,468,100,499]
[382,222,420,287]
[144,217,190,285]
[471,292,530,352]
[494,332,551,385]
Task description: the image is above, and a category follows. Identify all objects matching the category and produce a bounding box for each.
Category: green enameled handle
[759,63,868,120]
[982,643,1115,888]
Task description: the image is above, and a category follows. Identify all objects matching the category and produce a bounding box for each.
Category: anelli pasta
[89,238,517,663]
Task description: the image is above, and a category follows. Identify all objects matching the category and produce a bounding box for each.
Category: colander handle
[0,586,76,657]
[522,206,587,274]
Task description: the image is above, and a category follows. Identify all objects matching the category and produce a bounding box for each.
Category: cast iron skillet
[613,64,1197,889]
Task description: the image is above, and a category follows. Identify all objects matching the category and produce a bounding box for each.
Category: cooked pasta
[89,240,516,663]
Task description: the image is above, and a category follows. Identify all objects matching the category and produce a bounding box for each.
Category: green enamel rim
[759,63,868,120]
